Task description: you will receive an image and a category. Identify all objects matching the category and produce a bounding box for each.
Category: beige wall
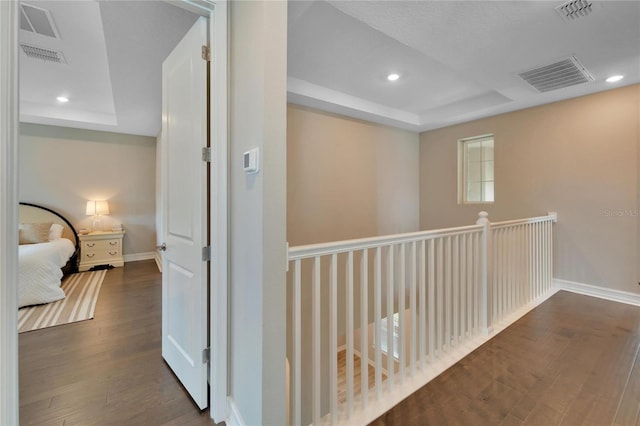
[287,104,420,246]
[19,123,157,256]
[420,84,640,293]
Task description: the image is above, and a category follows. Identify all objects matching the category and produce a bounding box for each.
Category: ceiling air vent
[555,0,593,21]
[518,56,594,93]
[20,3,60,39]
[20,44,66,64]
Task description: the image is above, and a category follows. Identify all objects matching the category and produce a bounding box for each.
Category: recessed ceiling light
[387,73,400,82]
[56,96,69,103]
[605,75,624,83]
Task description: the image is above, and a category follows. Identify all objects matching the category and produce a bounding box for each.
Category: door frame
[0,1,228,424]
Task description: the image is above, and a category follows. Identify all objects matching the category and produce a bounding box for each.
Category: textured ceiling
[19,1,640,136]
[288,0,640,131]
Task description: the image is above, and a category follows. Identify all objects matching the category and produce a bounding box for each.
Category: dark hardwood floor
[19,263,640,426]
[19,260,220,426]
[371,291,640,426]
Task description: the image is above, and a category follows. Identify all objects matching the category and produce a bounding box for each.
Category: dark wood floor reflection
[19,260,220,426]
[371,291,640,426]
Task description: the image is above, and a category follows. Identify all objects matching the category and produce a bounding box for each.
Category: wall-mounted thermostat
[243,148,259,174]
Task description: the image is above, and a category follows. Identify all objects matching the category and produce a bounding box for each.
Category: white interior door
[161,16,209,410]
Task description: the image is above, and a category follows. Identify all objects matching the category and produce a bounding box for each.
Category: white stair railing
[287,211,556,425]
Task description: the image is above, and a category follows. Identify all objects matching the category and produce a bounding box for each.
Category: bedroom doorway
[0,1,228,424]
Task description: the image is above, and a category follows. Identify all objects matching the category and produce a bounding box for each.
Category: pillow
[19,222,53,245]
[49,223,64,240]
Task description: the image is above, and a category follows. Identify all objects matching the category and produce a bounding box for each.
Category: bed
[18,203,80,308]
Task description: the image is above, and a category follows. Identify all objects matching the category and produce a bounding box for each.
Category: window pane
[467,161,482,182]
[483,161,494,181]
[467,182,482,202]
[466,142,482,162]
[483,143,494,161]
[484,182,494,202]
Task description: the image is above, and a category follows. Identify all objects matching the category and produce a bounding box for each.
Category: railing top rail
[288,224,483,260]
[490,214,556,229]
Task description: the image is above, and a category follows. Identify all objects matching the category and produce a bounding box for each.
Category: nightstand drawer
[82,248,122,261]
[82,239,121,251]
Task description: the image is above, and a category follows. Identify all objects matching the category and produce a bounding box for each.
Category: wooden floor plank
[19,261,220,426]
[371,291,640,426]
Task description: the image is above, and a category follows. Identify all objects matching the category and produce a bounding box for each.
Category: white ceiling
[288,0,640,132]
[19,0,199,137]
[19,1,640,136]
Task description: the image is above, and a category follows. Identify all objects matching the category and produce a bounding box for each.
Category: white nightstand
[78,230,125,272]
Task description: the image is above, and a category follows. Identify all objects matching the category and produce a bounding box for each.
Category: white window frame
[458,134,495,204]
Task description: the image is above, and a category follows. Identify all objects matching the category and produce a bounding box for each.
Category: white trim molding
[154,250,163,273]
[554,278,640,307]
[227,397,246,426]
[209,0,229,422]
[123,252,157,263]
[0,2,20,425]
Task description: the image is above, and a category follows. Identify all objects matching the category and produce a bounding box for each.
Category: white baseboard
[227,397,246,426]
[154,251,162,273]
[123,252,156,263]
[554,278,640,307]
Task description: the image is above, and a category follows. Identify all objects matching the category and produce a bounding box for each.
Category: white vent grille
[20,3,59,39]
[555,0,593,21]
[518,56,594,93]
[20,44,66,64]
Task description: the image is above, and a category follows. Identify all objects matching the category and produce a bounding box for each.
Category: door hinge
[202,245,211,262]
[201,45,211,61]
[202,147,212,162]
[202,347,210,363]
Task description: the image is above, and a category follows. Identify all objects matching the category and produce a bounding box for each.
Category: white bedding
[19,238,75,308]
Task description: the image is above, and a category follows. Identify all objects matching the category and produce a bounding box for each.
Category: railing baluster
[460,234,467,343]
[312,256,321,424]
[428,238,435,363]
[419,240,426,369]
[399,243,406,383]
[504,231,513,315]
[293,259,301,426]
[494,229,506,318]
[386,245,395,390]
[548,220,553,290]
[374,246,382,400]
[346,250,354,417]
[437,238,444,357]
[520,226,525,304]
[535,222,540,298]
[466,234,473,338]
[453,235,459,347]
[474,232,480,333]
[360,249,368,409]
[330,253,338,425]
[529,223,534,302]
[410,241,417,377]
[444,236,451,352]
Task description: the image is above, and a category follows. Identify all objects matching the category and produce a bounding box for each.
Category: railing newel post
[476,211,493,336]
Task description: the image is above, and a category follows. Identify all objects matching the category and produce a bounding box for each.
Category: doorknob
[157,243,167,251]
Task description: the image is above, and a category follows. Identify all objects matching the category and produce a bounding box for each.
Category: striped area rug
[18,270,107,333]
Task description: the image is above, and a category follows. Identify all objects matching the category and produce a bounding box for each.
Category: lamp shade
[86,200,110,215]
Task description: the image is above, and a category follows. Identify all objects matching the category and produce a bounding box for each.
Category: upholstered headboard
[19,202,79,248]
